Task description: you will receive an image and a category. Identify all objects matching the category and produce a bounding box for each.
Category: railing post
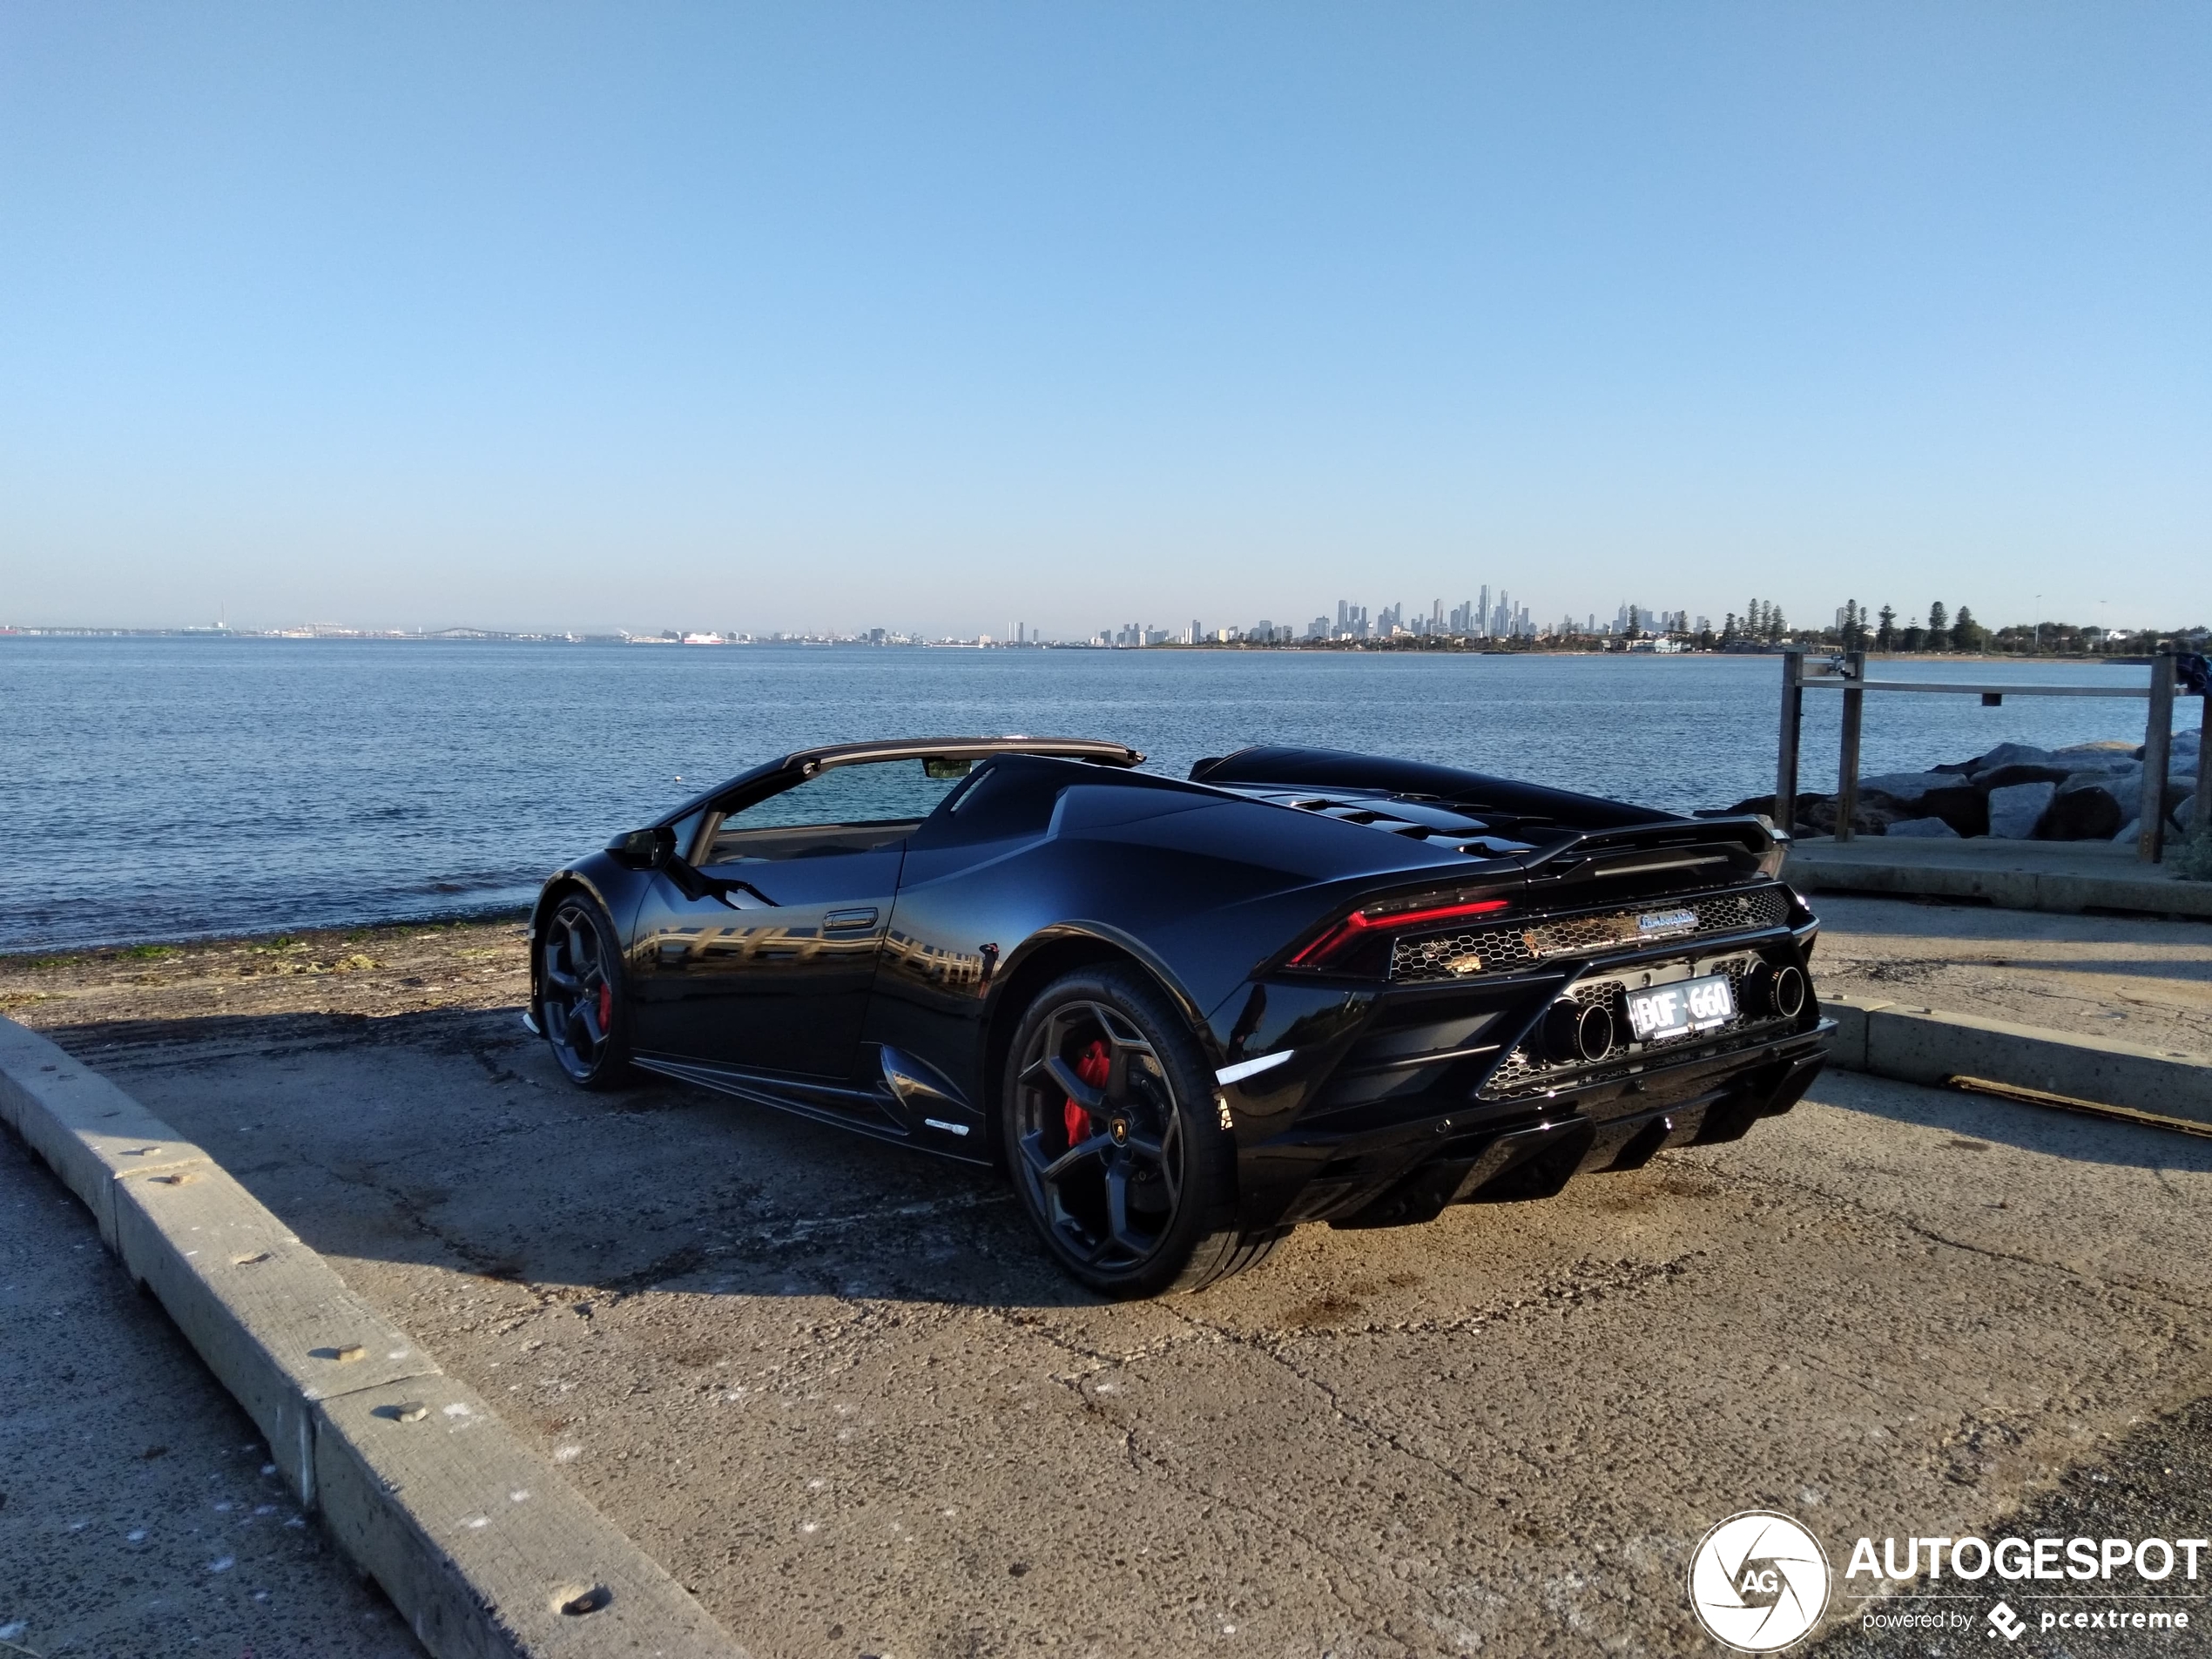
[2196,694,2210,837]
[2140,651,2175,863]
[1776,650,1803,836]
[1835,650,1866,843]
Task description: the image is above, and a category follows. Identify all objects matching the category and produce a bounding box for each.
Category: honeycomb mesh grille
[1389,885,1791,983]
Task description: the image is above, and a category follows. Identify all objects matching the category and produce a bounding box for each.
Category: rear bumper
[1237,1021,1832,1231]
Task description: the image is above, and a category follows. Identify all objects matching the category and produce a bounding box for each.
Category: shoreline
[0,915,531,1017]
[0,631,2173,667]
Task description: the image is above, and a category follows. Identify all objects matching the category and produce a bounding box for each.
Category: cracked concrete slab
[14,990,2212,1656]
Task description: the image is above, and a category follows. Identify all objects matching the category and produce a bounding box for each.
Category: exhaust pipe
[1751,963,1808,1020]
[1543,1000,1616,1064]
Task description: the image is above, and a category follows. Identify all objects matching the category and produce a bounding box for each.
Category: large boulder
[1796,794,1898,838]
[1988,780,2056,839]
[1720,793,1833,829]
[1973,742,2142,786]
[2038,778,2127,841]
[1858,770,1965,807]
[2164,783,2197,831]
[1914,786,1989,837]
[1974,762,2072,791]
[1970,742,2054,774]
[2056,739,2141,761]
[1856,773,1988,835]
[1886,816,1960,838]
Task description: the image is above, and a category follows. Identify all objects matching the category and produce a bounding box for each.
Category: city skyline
[5,589,2171,651]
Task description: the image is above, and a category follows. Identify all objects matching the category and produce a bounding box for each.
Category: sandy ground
[1811,894,2212,1056]
[0,916,536,1030]
[4,907,2212,1655]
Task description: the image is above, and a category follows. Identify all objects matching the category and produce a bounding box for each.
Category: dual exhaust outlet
[1541,963,1806,1065]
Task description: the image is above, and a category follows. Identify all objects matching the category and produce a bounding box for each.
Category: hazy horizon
[4,4,2206,637]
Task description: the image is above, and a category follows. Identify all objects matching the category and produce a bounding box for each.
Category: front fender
[525,853,651,1008]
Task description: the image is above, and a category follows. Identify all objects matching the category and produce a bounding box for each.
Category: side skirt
[629,1053,995,1166]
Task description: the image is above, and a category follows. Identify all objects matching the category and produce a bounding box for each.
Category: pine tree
[1876,604,1896,651]
[1927,602,1948,647]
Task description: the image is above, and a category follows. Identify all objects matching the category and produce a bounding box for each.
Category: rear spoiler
[1520,815,1784,888]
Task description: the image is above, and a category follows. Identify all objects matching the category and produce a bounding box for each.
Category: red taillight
[1287,897,1512,969]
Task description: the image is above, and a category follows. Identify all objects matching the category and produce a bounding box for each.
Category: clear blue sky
[3,3,2204,637]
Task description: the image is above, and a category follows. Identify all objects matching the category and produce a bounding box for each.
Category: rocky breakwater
[1730,738,2202,841]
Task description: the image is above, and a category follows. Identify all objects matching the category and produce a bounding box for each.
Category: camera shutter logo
[1688,1511,1831,1651]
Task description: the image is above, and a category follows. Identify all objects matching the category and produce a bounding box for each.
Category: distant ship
[680,632,725,645]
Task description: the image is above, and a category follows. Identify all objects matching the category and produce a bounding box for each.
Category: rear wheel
[1002,968,1286,1298]
[539,894,632,1089]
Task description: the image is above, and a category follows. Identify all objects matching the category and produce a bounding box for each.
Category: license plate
[1625,974,1736,1042]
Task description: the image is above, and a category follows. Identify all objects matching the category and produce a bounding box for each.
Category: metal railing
[1776,649,2206,864]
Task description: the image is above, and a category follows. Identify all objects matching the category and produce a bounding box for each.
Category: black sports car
[527,738,1831,1297]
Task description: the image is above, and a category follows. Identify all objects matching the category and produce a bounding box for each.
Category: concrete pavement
[0,1123,420,1659]
[20,1001,2210,1656]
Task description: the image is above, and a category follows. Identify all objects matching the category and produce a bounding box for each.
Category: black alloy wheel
[1002,968,1286,1298]
[539,894,632,1089]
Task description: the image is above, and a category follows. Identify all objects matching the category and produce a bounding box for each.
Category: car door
[628,756,971,1081]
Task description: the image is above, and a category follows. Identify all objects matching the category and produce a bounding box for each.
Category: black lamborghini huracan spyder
[526,738,1831,1297]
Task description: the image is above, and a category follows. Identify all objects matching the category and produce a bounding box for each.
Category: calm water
[0,638,2177,951]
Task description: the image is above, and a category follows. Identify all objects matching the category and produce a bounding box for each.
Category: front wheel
[538,894,633,1090]
[1002,968,1286,1298]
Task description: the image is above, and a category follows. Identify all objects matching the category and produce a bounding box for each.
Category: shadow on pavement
[41,1005,1103,1310]
[1809,1064,2212,1173]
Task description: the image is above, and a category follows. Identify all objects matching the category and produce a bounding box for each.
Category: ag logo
[1688,1511,1831,1651]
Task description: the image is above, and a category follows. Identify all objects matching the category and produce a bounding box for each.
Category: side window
[699,758,973,865]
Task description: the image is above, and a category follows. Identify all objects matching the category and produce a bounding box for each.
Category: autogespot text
[1846,1534,2208,1583]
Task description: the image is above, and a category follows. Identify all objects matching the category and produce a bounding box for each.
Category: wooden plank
[2141,652,2175,863]
[1775,650,1802,834]
[1834,650,1866,843]
[1800,680,2150,698]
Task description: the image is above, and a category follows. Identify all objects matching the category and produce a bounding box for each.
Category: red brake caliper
[597,981,614,1033]
[1064,1038,1110,1148]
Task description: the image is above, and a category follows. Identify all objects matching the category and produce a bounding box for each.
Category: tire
[537,893,634,1090]
[1001,967,1285,1298]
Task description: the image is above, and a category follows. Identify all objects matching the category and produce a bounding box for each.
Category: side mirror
[605,826,677,869]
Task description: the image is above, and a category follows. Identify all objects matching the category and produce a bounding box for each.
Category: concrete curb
[1785,845,2212,920]
[1819,994,2212,1131]
[0,1016,745,1659]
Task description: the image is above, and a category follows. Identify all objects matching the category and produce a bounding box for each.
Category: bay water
[0,638,2174,951]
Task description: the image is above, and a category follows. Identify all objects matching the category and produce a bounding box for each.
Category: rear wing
[1518,815,1784,896]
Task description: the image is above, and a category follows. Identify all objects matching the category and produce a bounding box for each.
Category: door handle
[823,907,879,933]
